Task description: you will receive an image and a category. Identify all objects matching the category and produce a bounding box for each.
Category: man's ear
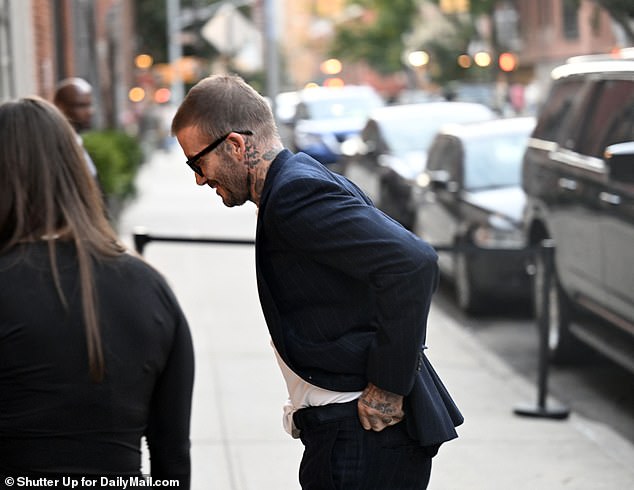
[228,132,246,156]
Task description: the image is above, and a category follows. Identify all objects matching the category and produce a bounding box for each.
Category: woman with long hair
[0,97,194,486]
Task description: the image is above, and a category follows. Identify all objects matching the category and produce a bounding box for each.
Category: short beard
[218,150,250,207]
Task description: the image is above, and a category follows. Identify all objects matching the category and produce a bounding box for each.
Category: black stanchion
[514,239,570,419]
[132,230,568,419]
[132,230,255,256]
[133,231,152,255]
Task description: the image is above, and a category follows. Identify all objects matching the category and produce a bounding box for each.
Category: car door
[592,80,634,324]
[544,79,605,303]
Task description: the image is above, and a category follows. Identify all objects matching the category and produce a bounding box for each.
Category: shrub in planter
[82,130,144,216]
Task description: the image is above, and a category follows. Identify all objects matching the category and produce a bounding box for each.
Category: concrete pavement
[117,144,634,489]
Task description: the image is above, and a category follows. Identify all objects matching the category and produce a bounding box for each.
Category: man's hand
[358,382,405,432]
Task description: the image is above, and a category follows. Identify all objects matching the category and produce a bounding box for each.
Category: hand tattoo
[358,383,405,431]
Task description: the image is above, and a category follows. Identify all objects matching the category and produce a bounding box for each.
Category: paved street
[117,144,634,490]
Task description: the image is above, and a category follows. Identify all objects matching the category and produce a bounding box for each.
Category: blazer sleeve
[266,175,439,396]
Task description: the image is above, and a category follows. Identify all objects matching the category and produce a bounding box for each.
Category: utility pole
[167,0,185,105]
[264,0,279,123]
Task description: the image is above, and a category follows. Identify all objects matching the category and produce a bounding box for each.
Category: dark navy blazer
[255,150,463,447]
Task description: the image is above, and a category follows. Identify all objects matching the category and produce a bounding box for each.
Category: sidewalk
[118,145,634,490]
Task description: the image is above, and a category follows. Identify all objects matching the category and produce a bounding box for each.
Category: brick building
[0,0,136,129]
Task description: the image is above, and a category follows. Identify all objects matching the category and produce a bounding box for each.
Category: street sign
[201,3,262,72]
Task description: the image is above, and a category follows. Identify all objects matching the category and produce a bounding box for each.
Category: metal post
[167,0,185,105]
[133,231,152,256]
[514,240,569,419]
[264,0,279,123]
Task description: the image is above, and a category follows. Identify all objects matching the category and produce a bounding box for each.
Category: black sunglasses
[185,130,253,177]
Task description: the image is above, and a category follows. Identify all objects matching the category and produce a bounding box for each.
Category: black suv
[522,54,634,371]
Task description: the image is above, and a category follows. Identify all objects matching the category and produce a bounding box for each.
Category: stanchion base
[513,402,570,419]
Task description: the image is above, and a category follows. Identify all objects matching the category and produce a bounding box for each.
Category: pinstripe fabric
[294,401,433,489]
[256,150,463,450]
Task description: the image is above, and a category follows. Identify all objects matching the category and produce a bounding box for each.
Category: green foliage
[467,0,498,16]
[135,0,168,62]
[329,0,419,74]
[426,0,496,16]
[419,4,478,85]
[82,130,144,202]
[425,39,469,85]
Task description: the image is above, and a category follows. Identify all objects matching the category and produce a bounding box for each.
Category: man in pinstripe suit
[173,74,463,490]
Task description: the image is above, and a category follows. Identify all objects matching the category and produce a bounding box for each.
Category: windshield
[379,119,434,153]
[380,107,494,154]
[463,132,530,190]
[306,95,382,119]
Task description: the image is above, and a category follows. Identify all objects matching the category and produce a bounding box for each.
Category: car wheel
[533,248,577,362]
[454,250,483,314]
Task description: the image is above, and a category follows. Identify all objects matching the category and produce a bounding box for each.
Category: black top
[0,242,194,486]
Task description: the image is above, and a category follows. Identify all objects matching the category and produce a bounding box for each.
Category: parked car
[288,85,384,172]
[522,54,634,370]
[342,102,496,229]
[444,81,498,110]
[274,90,300,148]
[275,90,300,125]
[415,117,536,313]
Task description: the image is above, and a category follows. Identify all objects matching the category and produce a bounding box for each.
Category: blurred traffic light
[128,87,145,103]
[498,52,518,72]
[323,77,344,88]
[154,88,171,104]
[320,58,342,75]
[474,51,491,67]
[457,54,472,68]
[135,54,154,70]
[440,0,469,14]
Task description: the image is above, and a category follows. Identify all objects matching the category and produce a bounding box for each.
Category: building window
[562,0,579,40]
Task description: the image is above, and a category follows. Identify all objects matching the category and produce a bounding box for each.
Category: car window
[427,136,463,182]
[304,94,382,120]
[463,131,530,190]
[379,118,437,153]
[295,103,309,120]
[445,138,463,182]
[426,135,451,172]
[378,107,493,155]
[532,78,586,142]
[575,80,634,158]
[361,121,382,153]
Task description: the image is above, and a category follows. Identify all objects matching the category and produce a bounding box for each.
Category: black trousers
[293,400,433,490]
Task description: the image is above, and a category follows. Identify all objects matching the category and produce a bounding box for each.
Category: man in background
[54,77,98,178]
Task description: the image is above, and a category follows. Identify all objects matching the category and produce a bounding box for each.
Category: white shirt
[77,134,97,177]
[272,341,362,438]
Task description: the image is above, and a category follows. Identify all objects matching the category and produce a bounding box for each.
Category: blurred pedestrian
[509,83,526,115]
[0,96,194,486]
[53,77,99,178]
[172,74,462,490]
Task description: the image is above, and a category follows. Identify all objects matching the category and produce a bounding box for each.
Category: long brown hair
[0,96,125,382]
